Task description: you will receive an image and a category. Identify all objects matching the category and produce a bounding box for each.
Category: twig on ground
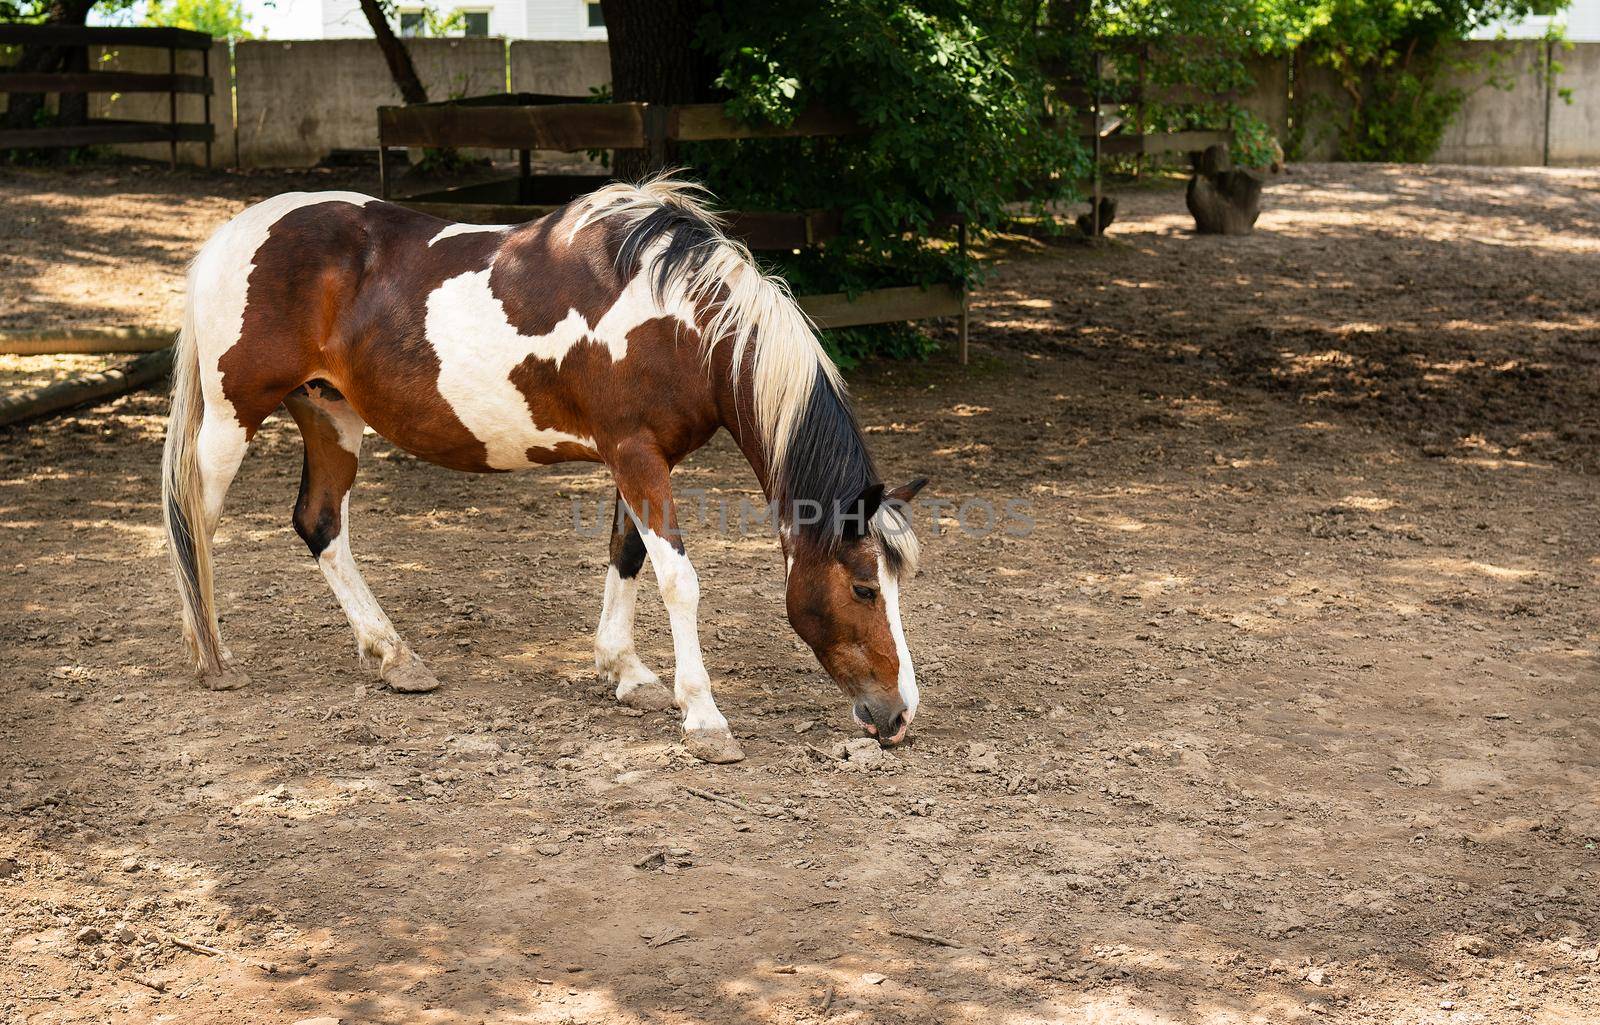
[888,927,962,948]
[170,935,226,956]
[682,786,757,815]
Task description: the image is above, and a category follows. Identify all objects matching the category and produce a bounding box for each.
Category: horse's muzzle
[853,697,910,747]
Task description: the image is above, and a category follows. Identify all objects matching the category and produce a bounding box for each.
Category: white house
[320,0,607,40]
[1477,0,1600,41]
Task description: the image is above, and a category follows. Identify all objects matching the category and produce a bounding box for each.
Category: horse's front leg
[609,443,744,764]
[595,489,673,711]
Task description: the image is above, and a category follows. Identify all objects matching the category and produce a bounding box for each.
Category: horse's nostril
[886,712,906,736]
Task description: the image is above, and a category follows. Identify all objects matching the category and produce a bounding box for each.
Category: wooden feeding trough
[376,94,970,362]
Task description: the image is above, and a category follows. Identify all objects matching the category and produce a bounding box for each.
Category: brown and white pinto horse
[162,177,926,763]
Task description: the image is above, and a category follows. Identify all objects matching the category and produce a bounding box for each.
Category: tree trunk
[357,0,429,105]
[599,0,712,178]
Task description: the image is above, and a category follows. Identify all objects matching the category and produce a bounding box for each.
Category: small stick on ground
[888,927,962,949]
[128,975,166,993]
[170,935,226,956]
[682,786,757,815]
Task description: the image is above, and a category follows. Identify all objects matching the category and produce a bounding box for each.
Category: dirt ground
[1,162,1597,1025]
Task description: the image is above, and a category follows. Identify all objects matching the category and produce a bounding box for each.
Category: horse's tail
[161,269,223,674]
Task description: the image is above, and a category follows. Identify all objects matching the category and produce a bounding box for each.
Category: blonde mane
[574,175,918,578]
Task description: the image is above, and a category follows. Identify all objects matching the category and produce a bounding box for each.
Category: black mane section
[611,201,722,299]
[779,369,882,548]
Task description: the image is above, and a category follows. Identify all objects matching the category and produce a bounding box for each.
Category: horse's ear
[887,477,929,505]
[840,482,885,540]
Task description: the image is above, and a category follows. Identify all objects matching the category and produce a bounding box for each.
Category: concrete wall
[1549,42,1600,165]
[1288,40,1600,166]
[30,36,1591,170]
[1433,40,1546,165]
[234,37,508,167]
[508,38,609,95]
[92,41,234,167]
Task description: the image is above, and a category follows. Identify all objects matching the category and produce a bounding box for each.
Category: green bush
[689,0,1088,360]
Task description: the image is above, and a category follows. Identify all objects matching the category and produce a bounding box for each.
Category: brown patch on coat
[785,537,902,707]
[221,199,520,469]
[491,209,624,338]
[281,386,359,556]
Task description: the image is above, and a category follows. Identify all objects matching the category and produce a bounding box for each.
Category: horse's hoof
[683,729,745,764]
[201,667,249,691]
[617,680,675,712]
[383,655,441,694]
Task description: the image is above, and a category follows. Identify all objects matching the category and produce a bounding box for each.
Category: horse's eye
[852,584,878,602]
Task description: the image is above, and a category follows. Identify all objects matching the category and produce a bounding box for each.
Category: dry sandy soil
[1,162,1598,1025]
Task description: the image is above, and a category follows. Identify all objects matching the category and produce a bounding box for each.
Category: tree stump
[1075,195,1118,237]
[1185,144,1263,235]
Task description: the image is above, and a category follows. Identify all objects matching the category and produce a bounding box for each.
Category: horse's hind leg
[282,385,439,693]
[595,489,674,711]
[179,406,253,690]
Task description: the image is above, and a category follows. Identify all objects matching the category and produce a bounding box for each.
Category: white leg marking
[636,528,728,736]
[319,495,407,665]
[879,560,919,723]
[595,565,662,697]
[298,389,433,691]
[297,403,404,664]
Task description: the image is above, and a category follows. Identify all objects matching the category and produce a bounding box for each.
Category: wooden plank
[798,284,963,330]
[395,200,845,252]
[1143,83,1241,105]
[0,25,212,50]
[1096,130,1230,156]
[379,102,646,151]
[0,71,211,95]
[725,210,845,250]
[398,200,561,224]
[0,348,174,428]
[669,104,866,142]
[401,173,611,207]
[0,326,174,356]
[0,119,211,149]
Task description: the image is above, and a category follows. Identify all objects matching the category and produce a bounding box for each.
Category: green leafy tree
[142,0,253,38]
[604,0,1086,363]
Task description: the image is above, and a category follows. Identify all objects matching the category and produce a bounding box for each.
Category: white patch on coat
[423,260,690,470]
[878,559,918,722]
[635,525,729,736]
[428,222,510,247]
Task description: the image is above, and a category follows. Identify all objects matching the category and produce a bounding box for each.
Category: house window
[586,1,604,27]
[459,9,489,35]
[398,10,425,36]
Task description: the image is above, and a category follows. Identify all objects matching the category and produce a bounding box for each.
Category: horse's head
[785,478,928,746]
